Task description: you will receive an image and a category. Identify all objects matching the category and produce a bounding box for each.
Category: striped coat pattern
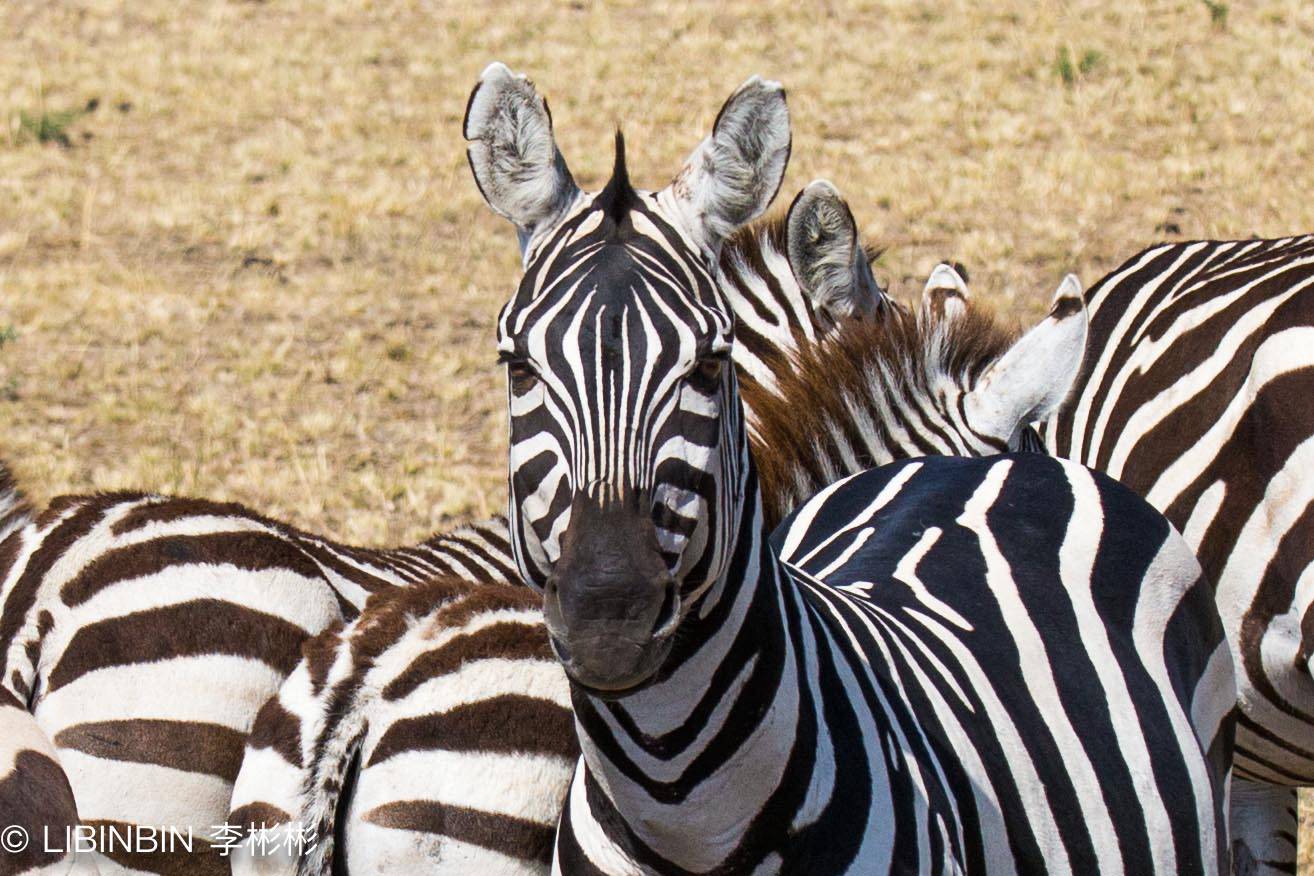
[749,241,1314,873]
[1046,236,1314,873]
[226,177,892,872]
[0,176,885,873]
[463,64,1232,874]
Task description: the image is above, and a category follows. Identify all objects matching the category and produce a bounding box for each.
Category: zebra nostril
[651,582,680,637]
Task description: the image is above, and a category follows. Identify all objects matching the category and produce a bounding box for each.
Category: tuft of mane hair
[745,301,1017,529]
[595,130,642,232]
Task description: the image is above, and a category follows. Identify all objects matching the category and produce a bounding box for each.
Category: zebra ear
[919,263,971,325]
[966,274,1088,441]
[464,63,580,254]
[785,180,886,320]
[665,76,791,253]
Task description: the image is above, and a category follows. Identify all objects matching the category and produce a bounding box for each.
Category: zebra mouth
[542,567,683,697]
[547,630,676,698]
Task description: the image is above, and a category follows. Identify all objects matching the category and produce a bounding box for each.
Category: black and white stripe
[0,164,885,876]
[466,65,1231,874]
[1044,236,1314,873]
[228,76,886,875]
[761,240,1314,872]
[552,456,1232,875]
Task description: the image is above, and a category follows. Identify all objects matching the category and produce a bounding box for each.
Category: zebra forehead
[503,250,730,355]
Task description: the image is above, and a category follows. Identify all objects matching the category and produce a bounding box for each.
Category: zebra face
[466,64,790,692]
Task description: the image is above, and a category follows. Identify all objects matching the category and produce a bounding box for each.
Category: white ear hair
[464,62,580,253]
[965,274,1088,443]
[785,180,886,320]
[920,263,970,325]
[664,76,791,253]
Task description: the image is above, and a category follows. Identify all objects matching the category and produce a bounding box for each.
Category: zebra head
[465,64,790,692]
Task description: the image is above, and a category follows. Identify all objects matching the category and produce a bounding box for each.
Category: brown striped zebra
[0,467,96,876]
[0,688,92,876]
[0,179,890,873]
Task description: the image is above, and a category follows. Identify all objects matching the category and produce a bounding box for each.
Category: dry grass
[4,0,1314,854]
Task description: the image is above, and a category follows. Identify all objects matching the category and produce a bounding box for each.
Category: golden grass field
[4,0,1314,860]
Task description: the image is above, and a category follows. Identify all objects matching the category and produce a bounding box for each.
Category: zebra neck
[567,479,826,870]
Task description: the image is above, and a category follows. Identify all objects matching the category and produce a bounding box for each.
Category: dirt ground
[4,0,1314,860]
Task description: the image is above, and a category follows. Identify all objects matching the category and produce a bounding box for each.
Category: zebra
[0,167,889,875]
[280,576,572,876]
[748,243,1314,873]
[226,180,1067,872]
[225,172,897,875]
[1032,237,1314,875]
[465,63,1232,874]
[834,252,1314,873]
[0,465,95,876]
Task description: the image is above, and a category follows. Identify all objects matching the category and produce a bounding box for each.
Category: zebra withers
[469,63,1232,874]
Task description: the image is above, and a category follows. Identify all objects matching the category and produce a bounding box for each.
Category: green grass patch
[16,107,82,147]
[1202,0,1229,28]
[1055,46,1104,86]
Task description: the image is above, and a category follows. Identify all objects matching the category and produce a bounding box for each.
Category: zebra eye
[688,357,724,389]
[505,360,539,391]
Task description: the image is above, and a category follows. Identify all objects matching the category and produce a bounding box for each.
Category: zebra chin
[545,622,678,697]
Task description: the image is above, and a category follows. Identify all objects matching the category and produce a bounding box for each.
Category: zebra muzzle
[543,490,682,693]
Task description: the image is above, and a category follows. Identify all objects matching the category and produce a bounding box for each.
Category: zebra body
[754,241,1314,871]
[466,65,1230,874]
[1045,235,1314,871]
[0,489,547,873]
[291,578,573,876]
[0,494,348,874]
[554,455,1231,874]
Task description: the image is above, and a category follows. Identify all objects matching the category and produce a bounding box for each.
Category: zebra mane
[745,301,1017,525]
[751,294,1016,408]
[593,130,642,234]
